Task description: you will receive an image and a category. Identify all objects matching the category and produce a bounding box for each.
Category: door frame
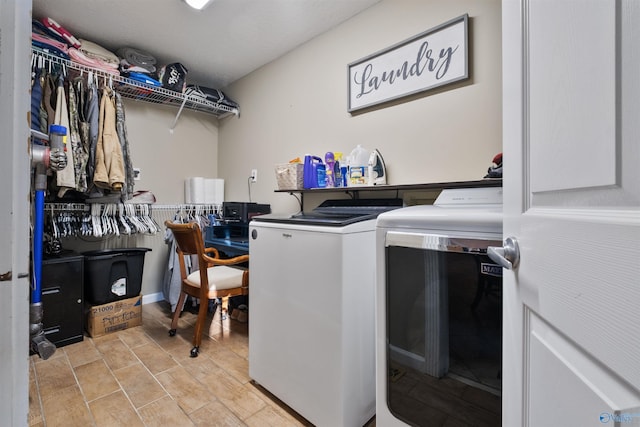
[0,0,33,424]
[501,0,525,424]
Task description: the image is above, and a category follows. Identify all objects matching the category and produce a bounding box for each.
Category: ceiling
[32,0,380,90]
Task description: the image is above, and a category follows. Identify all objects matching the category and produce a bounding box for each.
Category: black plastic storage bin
[83,248,151,305]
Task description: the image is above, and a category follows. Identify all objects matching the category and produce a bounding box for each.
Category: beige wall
[123,100,221,204]
[61,100,222,299]
[219,0,502,214]
[64,0,502,299]
[121,100,222,298]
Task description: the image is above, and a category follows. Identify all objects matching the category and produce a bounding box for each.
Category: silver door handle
[487,237,520,270]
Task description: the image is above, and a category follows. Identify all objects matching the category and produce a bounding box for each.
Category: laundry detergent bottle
[348,144,370,186]
[303,154,324,189]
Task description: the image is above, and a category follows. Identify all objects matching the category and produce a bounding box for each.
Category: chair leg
[191,297,209,357]
[220,297,229,320]
[169,291,187,336]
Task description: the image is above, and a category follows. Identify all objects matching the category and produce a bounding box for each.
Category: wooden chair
[164,220,249,357]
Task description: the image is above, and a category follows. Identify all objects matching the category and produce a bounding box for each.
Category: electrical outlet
[251,169,258,183]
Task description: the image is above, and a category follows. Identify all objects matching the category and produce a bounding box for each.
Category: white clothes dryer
[375,187,503,427]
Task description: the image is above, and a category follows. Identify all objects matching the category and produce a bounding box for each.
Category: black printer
[207,202,271,243]
[222,201,271,224]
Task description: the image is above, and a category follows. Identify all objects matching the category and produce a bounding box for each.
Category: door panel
[527,311,640,427]
[529,0,616,192]
[503,0,640,425]
[521,212,640,386]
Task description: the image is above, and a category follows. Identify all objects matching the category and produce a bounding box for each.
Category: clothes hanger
[119,203,131,235]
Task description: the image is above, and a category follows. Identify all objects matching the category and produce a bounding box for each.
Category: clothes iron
[367,149,387,185]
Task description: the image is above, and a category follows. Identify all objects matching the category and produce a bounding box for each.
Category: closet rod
[152,204,222,211]
[44,203,222,210]
[44,203,89,212]
[44,202,156,213]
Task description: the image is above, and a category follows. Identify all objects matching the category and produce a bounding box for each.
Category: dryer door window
[384,233,502,426]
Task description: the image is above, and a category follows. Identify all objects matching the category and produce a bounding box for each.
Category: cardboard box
[86,295,142,337]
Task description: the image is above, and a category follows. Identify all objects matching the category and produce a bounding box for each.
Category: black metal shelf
[275,179,502,195]
[276,179,502,211]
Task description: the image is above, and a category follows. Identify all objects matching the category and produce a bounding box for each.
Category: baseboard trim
[142,292,164,305]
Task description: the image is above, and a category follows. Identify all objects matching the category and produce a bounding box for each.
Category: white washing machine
[249,199,402,427]
[375,187,503,427]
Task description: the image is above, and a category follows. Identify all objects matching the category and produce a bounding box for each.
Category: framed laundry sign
[348,14,469,112]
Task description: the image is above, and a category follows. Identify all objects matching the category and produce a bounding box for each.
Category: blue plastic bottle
[317,163,327,188]
[303,154,323,189]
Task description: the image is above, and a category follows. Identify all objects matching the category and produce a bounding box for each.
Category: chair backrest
[165,220,249,295]
[165,220,206,258]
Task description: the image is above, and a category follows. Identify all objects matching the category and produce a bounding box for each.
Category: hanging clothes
[67,82,89,193]
[93,87,125,191]
[41,71,56,133]
[85,76,100,193]
[31,50,138,203]
[54,75,76,198]
[163,221,190,312]
[31,68,44,132]
[73,77,91,190]
[114,92,135,200]
[163,214,207,312]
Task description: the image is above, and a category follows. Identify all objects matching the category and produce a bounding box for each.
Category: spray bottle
[324,152,335,188]
[334,152,343,187]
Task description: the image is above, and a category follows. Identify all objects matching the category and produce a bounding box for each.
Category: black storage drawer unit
[42,252,84,348]
[83,248,151,305]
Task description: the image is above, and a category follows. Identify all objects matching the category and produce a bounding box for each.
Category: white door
[0,0,32,424]
[502,0,640,426]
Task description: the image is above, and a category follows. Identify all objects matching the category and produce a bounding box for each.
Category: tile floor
[28,300,349,427]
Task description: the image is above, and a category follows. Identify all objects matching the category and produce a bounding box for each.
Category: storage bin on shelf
[275,163,304,190]
[83,248,151,305]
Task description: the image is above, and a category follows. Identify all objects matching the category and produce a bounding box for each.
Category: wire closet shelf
[31,47,239,119]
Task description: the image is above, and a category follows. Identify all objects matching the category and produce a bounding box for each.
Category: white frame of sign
[347,14,469,113]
